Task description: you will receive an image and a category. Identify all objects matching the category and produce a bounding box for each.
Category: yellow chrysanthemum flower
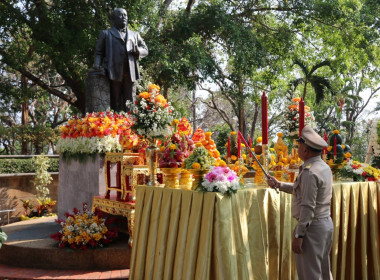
[257,137,262,143]
[230,131,236,135]
[205,131,212,137]
[195,142,203,147]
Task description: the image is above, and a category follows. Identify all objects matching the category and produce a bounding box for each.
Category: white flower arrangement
[127,84,174,141]
[56,135,122,155]
[282,97,316,139]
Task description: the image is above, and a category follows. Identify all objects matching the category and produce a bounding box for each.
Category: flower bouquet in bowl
[126,84,174,142]
[199,166,242,196]
[158,132,195,188]
[184,143,216,189]
[50,203,118,250]
[126,84,175,185]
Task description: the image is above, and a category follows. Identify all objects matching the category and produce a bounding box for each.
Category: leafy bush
[0,157,59,174]
[0,228,7,249]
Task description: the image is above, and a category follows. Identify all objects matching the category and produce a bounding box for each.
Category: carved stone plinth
[85,69,110,113]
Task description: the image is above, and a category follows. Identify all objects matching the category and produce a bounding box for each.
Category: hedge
[0,158,59,174]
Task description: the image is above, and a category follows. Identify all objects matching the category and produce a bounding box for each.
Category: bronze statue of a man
[93,8,148,112]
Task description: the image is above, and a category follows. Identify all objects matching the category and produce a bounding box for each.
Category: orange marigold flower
[230,131,236,135]
[327,146,333,151]
[231,155,237,161]
[277,132,283,137]
[333,130,339,134]
[138,91,151,99]
[293,97,301,102]
[218,160,227,167]
[195,142,203,147]
[344,152,351,158]
[192,162,201,169]
[148,84,160,93]
[155,94,167,106]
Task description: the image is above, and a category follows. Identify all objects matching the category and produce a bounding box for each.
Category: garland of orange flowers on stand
[56,112,134,156]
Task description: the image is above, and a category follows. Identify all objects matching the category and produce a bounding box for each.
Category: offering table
[130,182,380,280]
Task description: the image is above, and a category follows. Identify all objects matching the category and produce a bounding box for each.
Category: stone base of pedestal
[58,155,117,218]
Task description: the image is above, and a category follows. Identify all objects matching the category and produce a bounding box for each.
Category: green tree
[290,59,333,103]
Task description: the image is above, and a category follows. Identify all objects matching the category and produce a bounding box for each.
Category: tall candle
[237,133,241,158]
[227,137,231,158]
[333,137,337,156]
[261,92,268,144]
[323,132,328,154]
[299,98,305,137]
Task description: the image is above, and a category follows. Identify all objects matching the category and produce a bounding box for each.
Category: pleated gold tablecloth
[129,182,380,280]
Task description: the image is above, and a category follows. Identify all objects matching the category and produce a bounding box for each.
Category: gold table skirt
[130,182,380,280]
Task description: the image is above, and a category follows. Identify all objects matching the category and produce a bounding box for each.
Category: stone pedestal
[85,69,110,113]
[58,155,117,218]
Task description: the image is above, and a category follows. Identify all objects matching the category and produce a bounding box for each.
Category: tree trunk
[192,90,196,133]
[302,80,307,100]
[21,75,29,154]
[238,106,247,139]
[163,84,169,100]
[250,102,260,141]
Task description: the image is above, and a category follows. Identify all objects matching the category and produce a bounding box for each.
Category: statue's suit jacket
[94,26,148,82]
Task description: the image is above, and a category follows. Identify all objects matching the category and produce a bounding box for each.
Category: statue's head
[111,8,128,29]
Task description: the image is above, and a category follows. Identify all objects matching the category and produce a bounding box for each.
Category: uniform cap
[296,126,327,151]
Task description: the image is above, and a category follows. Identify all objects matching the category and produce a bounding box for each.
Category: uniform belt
[295,217,330,222]
[312,217,330,221]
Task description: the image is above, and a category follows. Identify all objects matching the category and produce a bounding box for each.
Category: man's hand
[132,45,139,56]
[292,237,303,254]
[266,175,280,190]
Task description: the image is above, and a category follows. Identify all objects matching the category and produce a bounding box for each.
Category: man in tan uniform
[267,126,334,280]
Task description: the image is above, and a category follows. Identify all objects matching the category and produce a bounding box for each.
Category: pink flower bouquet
[199,166,242,195]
